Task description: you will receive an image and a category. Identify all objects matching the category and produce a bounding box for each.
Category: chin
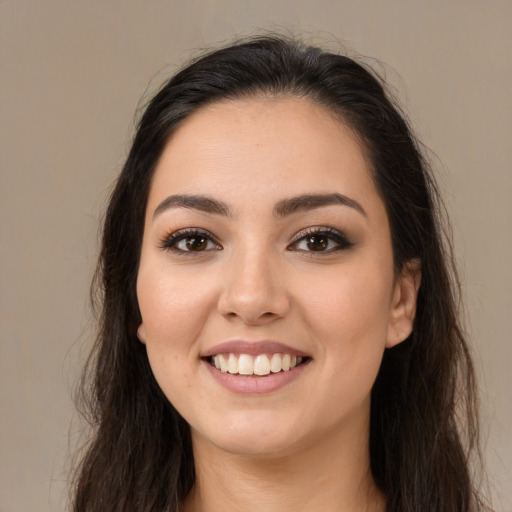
[214,435,300,459]
[190,411,307,458]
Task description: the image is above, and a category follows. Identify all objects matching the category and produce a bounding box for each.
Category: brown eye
[185,235,208,251]
[289,227,353,254]
[161,229,221,253]
[306,235,329,251]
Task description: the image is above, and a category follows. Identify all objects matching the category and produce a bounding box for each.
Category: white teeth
[270,353,282,373]
[227,353,238,374]
[219,354,228,373]
[238,354,254,375]
[253,355,270,375]
[211,353,304,376]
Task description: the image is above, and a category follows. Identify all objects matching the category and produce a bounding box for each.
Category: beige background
[1,1,510,510]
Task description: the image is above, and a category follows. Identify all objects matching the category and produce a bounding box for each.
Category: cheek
[138,261,210,335]
[303,261,392,332]
[136,263,217,387]
[298,261,393,384]
[136,270,213,417]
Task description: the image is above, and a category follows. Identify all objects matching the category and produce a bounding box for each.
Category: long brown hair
[72,35,491,511]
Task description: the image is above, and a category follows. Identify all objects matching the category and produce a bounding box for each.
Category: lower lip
[203,360,309,394]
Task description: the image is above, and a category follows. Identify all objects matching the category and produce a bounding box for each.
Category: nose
[217,245,290,325]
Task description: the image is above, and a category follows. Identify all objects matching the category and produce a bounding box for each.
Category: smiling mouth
[206,353,308,376]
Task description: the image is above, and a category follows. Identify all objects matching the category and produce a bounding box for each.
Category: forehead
[148,96,378,213]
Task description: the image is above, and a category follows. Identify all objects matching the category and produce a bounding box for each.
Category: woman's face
[137,97,418,457]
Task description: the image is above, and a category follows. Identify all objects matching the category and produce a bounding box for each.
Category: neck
[183,423,385,512]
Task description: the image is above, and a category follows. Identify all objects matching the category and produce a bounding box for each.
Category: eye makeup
[158,224,354,257]
[159,227,222,254]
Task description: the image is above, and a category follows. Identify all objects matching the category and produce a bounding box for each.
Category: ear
[386,259,421,348]
[137,323,147,344]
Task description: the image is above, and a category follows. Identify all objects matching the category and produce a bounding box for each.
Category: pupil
[186,236,207,251]
[307,235,328,251]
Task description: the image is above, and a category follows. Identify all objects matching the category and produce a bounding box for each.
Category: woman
[72,36,491,511]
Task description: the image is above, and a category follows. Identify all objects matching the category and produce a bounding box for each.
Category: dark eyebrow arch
[274,193,367,218]
[153,194,232,220]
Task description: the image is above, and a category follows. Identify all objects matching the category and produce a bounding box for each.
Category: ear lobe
[137,324,147,344]
[386,259,421,349]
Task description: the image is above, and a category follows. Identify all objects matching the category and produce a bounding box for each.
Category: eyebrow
[153,194,232,220]
[152,192,366,221]
[274,193,367,218]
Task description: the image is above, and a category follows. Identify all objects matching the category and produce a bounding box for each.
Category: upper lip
[201,340,310,358]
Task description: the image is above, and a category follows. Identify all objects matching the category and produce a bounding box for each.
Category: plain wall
[1,1,510,510]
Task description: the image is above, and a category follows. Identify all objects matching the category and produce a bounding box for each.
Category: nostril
[218,281,290,324]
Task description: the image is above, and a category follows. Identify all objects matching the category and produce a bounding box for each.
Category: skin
[136,97,420,512]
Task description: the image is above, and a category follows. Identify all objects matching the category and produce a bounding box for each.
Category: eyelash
[159,228,222,254]
[287,227,354,254]
[159,226,353,255]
